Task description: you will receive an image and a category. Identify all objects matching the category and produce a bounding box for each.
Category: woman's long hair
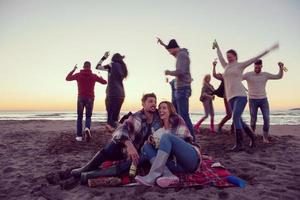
[112,53,128,78]
[158,101,180,129]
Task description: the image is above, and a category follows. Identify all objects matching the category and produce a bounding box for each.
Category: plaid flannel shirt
[112,109,161,151]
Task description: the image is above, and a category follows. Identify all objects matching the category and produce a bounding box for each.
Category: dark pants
[105,96,125,128]
[77,97,94,137]
[249,98,270,136]
[174,86,195,141]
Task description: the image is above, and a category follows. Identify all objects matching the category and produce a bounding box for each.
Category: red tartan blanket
[99,159,235,188]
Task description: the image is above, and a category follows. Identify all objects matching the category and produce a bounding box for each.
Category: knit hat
[166,39,180,49]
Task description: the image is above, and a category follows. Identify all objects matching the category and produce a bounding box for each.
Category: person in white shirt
[213,40,279,151]
[243,59,284,143]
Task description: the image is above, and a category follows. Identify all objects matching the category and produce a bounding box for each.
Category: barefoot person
[157,37,195,141]
[194,74,215,133]
[66,61,107,142]
[135,101,201,187]
[211,60,233,134]
[213,40,279,151]
[243,60,285,143]
[71,93,161,182]
[96,52,128,132]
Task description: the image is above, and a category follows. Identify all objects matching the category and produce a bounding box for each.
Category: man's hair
[83,61,91,69]
[226,49,238,60]
[141,93,157,103]
[255,59,262,65]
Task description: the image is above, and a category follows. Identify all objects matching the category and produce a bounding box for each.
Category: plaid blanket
[98,159,235,188]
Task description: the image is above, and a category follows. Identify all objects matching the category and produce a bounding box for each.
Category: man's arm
[165,53,188,77]
[266,62,284,80]
[66,65,78,81]
[95,75,107,84]
[212,61,223,81]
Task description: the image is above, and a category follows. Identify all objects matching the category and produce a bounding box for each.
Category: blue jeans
[77,97,94,137]
[175,86,195,141]
[141,134,200,173]
[228,96,249,130]
[249,98,270,135]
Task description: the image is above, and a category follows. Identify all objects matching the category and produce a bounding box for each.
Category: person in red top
[66,61,107,142]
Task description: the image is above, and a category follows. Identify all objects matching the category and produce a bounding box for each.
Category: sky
[0,0,300,112]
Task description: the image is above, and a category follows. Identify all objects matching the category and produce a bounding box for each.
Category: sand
[0,120,299,200]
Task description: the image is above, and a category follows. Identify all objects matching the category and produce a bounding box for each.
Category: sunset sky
[1,0,299,112]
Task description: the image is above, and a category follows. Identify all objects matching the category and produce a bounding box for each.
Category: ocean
[0,109,300,125]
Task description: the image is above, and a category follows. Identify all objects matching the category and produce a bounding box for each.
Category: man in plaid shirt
[71,93,161,178]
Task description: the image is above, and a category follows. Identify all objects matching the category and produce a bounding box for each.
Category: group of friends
[65,38,285,187]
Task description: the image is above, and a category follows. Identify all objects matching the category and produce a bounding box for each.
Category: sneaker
[84,128,92,142]
[156,175,179,188]
[75,136,83,142]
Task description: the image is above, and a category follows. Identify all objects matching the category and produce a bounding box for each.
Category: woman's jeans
[77,97,94,137]
[174,86,195,141]
[228,96,248,130]
[105,96,125,128]
[141,134,200,173]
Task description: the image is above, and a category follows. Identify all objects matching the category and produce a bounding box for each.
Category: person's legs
[71,141,126,177]
[76,97,84,138]
[110,97,125,128]
[175,86,195,141]
[105,96,112,126]
[249,99,258,133]
[260,98,270,143]
[85,98,94,130]
[194,101,209,131]
[209,101,215,132]
[218,98,232,133]
[229,97,248,151]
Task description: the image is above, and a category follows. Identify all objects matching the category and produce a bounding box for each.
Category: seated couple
[71,93,203,187]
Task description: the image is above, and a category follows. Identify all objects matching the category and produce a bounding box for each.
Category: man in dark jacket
[66,61,107,141]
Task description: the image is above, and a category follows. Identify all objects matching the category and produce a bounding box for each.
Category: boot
[244,126,256,148]
[80,160,131,184]
[71,150,104,178]
[231,129,243,152]
[155,167,179,188]
[135,150,169,186]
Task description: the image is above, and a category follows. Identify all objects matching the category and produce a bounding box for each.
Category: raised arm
[266,62,284,80]
[95,51,110,71]
[214,41,227,68]
[212,60,223,81]
[240,43,279,69]
[157,37,167,49]
[65,65,78,81]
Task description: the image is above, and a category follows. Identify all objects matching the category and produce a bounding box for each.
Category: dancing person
[243,60,284,143]
[211,60,233,133]
[96,52,128,132]
[135,101,201,187]
[66,61,107,142]
[214,40,279,151]
[157,37,195,141]
[194,74,215,133]
[71,93,161,182]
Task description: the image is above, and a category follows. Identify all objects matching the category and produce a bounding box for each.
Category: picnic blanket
[90,159,235,188]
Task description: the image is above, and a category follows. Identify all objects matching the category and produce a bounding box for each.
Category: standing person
[71,93,161,181]
[96,52,128,132]
[243,60,284,143]
[66,61,107,142]
[211,60,233,134]
[157,37,195,141]
[213,40,279,151]
[135,101,201,187]
[194,74,215,133]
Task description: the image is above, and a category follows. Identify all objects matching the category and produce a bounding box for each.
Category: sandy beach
[0,120,299,200]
